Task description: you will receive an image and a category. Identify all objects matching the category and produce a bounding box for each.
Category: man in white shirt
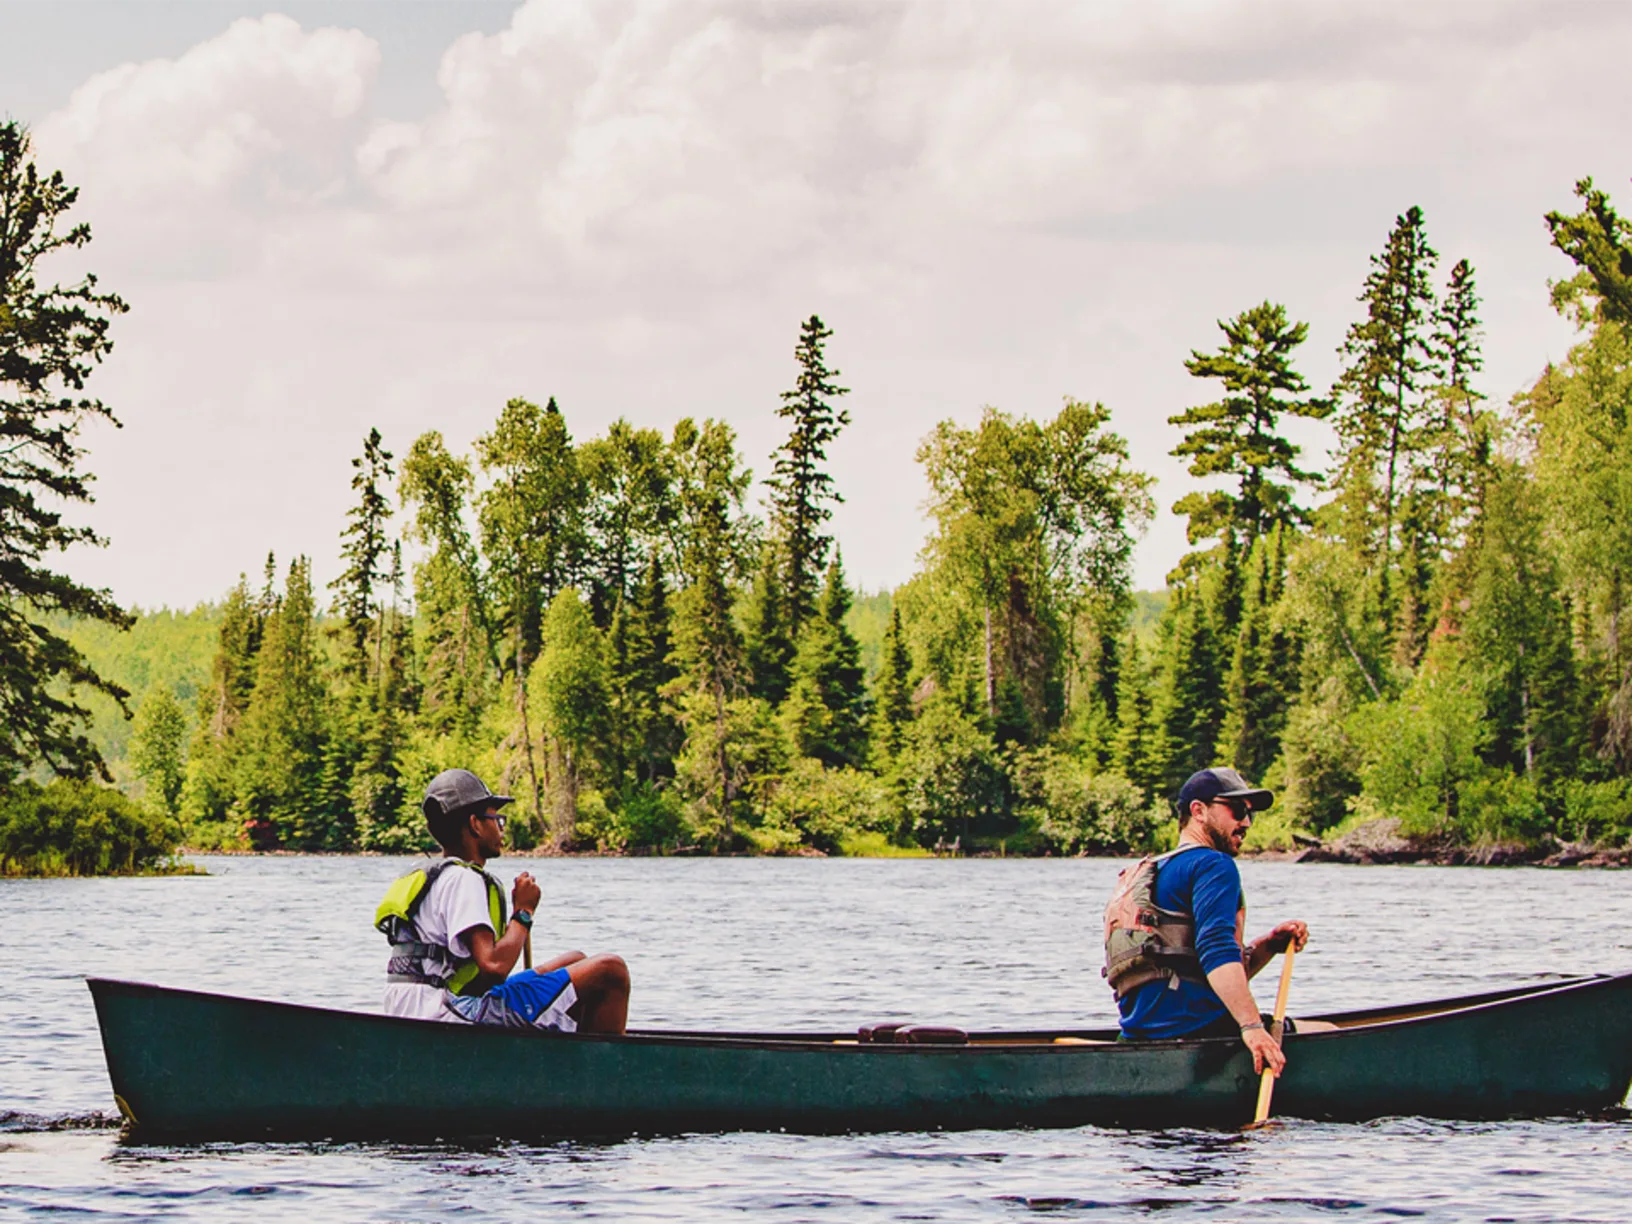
[379,769,630,1033]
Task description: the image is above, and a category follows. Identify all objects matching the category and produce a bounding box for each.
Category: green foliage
[1012,751,1167,855]
[0,777,181,876]
[768,315,850,633]
[757,758,890,854]
[0,120,133,783]
[130,686,188,816]
[1170,301,1328,551]
[897,697,1008,847]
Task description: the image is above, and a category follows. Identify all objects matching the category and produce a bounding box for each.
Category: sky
[4,0,1629,610]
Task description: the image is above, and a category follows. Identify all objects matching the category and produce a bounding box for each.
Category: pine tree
[1333,206,1440,624]
[0,120,133,782]
[868,606,915,770]
[1545,177,1632,328]
[1151,590,1224,792]
[234,557,330,849]
[1170,300,1329,552]
[783,556,869,767]
[329,427,395,684]
[742,541,794,705]
[1112,632,1163,801]
[668,418,753,844]
[1218,535,1292,779]
[182,575,265,824]
[767,315,850,636]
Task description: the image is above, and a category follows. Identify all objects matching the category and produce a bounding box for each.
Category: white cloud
[25,0,1632,606]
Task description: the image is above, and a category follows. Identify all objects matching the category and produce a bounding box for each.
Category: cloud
[24,0,1632,605]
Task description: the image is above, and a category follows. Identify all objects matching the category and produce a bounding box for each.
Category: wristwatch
[512,909,534,930]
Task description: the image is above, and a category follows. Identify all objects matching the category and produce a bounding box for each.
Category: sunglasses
[1212,798,1251,822]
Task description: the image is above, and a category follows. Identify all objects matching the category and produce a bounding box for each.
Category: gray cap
[1176,766,1273,814]
[422,769,513,821]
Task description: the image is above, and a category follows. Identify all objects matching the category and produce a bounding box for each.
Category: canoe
[88,973,1632,1141]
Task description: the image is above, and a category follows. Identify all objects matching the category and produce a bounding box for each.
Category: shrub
[1012,751,1167,855]
[577,782,685,852]
[760,758,892,854]
[896,697,1009,848]
[0,778,183,876]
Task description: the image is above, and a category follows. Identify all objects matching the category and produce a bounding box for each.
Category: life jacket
[1101,845,1208,1000]
[375,859,508,997]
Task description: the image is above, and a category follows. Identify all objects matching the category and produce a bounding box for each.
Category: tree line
[7,112,1632,864]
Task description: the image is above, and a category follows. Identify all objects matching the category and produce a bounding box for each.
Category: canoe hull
[89,974,1632,1141]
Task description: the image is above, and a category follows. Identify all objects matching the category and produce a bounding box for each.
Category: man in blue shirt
[1117,767,1312,1077]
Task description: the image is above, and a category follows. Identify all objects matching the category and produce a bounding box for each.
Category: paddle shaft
[1251,943,1297,1126]
[524,930,533,970]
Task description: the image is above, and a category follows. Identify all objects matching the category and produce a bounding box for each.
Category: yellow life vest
[376,859,508,997]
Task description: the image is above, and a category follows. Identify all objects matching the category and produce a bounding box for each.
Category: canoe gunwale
[86,971,1616,1053]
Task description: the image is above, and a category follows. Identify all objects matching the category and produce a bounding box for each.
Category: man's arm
[1205,961,1286,1076]
[1243,921,1310,980]
[464,922,531,981]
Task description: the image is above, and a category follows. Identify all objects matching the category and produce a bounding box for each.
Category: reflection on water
[3,856,1631,1221]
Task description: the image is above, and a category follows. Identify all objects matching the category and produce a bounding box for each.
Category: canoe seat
[857,1023,968,1045]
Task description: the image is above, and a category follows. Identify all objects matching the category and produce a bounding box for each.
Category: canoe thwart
[857,1022,968,1045]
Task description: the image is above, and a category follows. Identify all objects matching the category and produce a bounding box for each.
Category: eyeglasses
[476,811,507,830]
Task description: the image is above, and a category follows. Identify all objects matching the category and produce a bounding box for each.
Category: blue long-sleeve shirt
[1116,844,1246,1039]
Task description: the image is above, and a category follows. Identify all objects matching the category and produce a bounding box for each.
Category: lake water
[3,855,1631,1222]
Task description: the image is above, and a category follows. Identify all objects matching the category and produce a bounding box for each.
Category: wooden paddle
[1247,942,1297,1130]
[524,930,533,971]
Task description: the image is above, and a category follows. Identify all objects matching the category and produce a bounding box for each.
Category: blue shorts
[445,968,577,1031]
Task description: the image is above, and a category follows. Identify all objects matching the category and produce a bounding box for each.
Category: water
[3,856,1630,1221]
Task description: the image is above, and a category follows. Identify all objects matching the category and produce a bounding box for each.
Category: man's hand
[1269,920,1309,953]
[513,871,541,914]
[1243,1026,1286,1077]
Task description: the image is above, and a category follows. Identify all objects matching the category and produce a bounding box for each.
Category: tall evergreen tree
[1170,301,1329,554]
[605,553,679,788]
[234,557,329,849]
[329,427,395,684]
[1546,177,1632,328]
[0,120,133,782]
[1332,206,1440,614]
[742,541,794,704]
[668,418,754,844]
[1112,632,1163,800]
[183,574,265,824]
[868,606,914,771]
[783,555,869,767]
[767,315,850,635]
[130,686,188,818]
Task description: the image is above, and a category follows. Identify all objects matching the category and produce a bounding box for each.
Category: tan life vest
[1101,845,1208,1000]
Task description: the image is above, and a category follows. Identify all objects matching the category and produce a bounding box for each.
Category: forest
[6,113,1632,867]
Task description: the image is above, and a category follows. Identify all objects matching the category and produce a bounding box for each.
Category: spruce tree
[1150,590,1224,792]
[767,315,850,635]
[0,120,133,782]
[1170,300,1329,552]
[742,542,794,704]
[1545,177,1632,328]
[783,556,869,767]
[1333,206,1440,617]
[1218,536,1290,779]
[131,687,188,818]
[234,557,329,848]
[329,427,394,685]
[868,606,914,770]
[1111,632,1163,801]
[668,418,753,843]
[183,575,265,824]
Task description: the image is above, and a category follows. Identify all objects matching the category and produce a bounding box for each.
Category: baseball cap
[1176,767,1273,815]
[422,769,514,821]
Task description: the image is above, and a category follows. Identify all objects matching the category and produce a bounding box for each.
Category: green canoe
[89,973,1632,1141]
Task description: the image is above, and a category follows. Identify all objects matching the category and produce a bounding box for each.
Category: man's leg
[564,954,631,1034]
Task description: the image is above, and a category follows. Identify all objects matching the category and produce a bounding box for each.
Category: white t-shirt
[382,862,499,1022]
